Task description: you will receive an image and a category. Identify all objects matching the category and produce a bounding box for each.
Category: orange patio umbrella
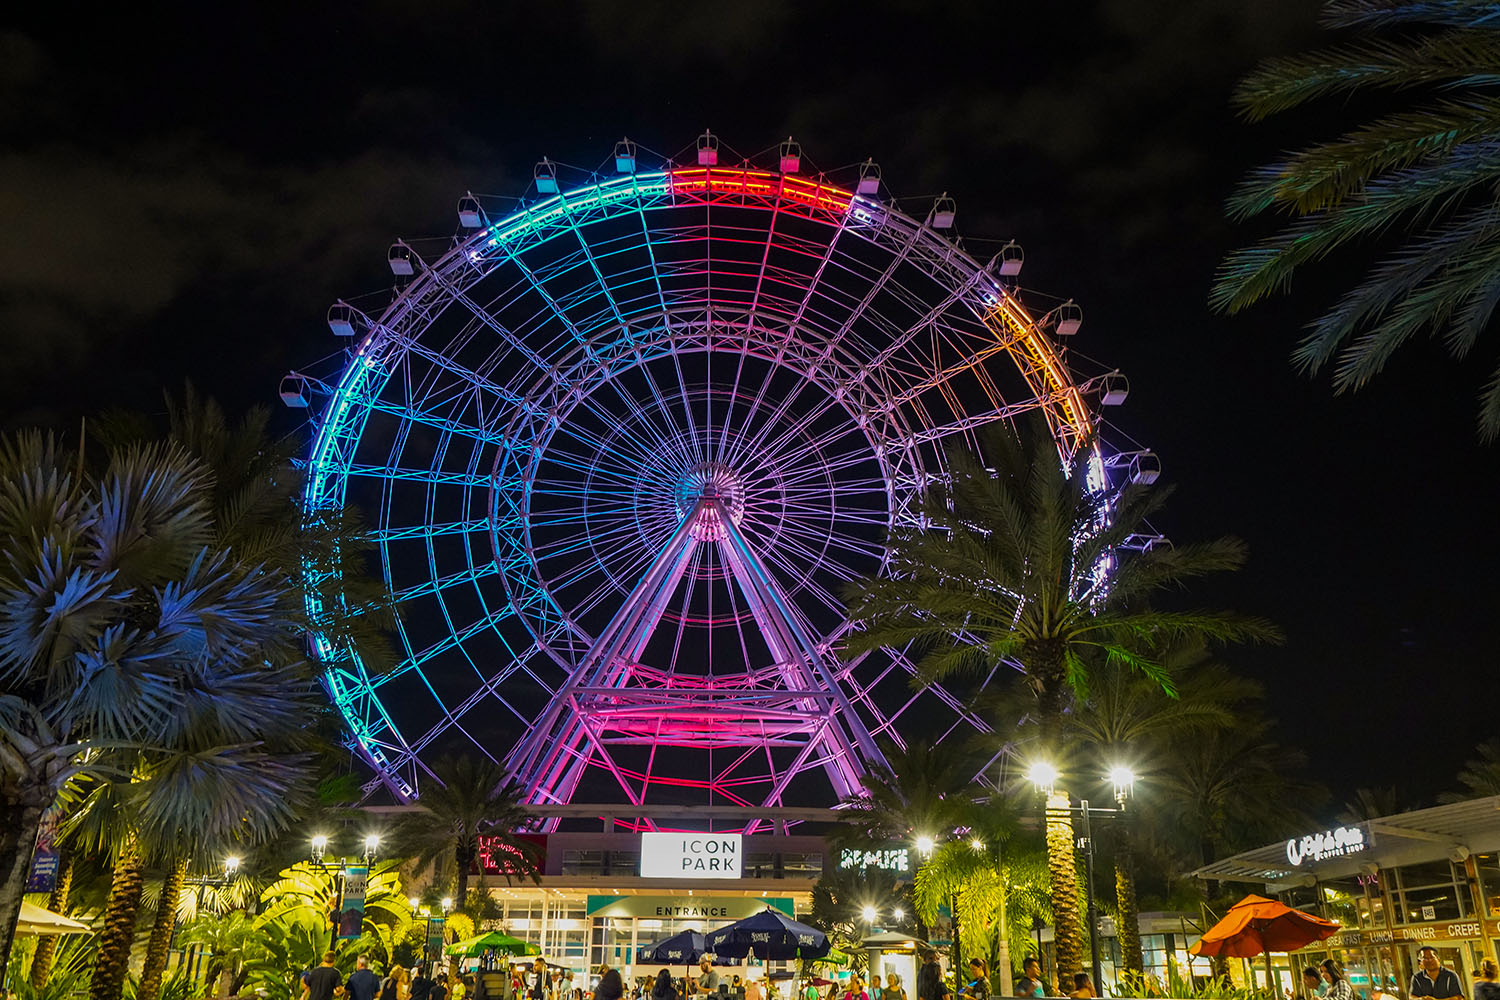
[1191,894,1341,958]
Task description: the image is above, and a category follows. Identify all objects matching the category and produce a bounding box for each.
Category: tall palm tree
[394,755,540,905]
[0,429,319,993]
[844,420,1272,982]
[1212,1,1500,440]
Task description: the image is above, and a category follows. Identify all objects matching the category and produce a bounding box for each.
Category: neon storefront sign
[1286,825,1366,866]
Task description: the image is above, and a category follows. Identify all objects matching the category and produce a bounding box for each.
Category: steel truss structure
[298,149,1120,824]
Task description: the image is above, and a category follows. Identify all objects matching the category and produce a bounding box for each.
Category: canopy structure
[1190,895,1340,958]
[706,908,830,960]
[16,901,90,936]
[446,931,540,958]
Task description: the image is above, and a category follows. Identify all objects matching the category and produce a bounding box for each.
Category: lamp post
[1027,763,1134,995]
[308,833,381,949]
[412,896,453,971]
[184,855,241,984]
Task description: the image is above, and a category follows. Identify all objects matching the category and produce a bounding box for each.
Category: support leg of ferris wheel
[505,500,708,806]
[505,497,889,820]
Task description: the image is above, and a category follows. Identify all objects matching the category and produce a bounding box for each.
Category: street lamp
[915,835,935,858]
[861,905,878,923]
[893,907,905,922]
[1028,763,1133,994]
[307,833,381,948]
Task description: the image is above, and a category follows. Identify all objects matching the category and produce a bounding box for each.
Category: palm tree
[844,420,1272,982]
[1440,739,1500,803]
[911,806,1048,997]
[179,909,260,998]
[1058,647,1256,977]
[0,427,322,994]
[835,740,983,848]
[1212,1,1500,440]
[256,860,412,952]
[28,848,76,988]
[394,755,540,904]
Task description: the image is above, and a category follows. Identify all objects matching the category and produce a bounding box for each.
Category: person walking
[842,975,869,1000]
[1320,960,1352,1000]
[883,974,906,1000]
[1069,974,1095,1000]
[870,975,883,1000]
[348,956,382,1000]
[304,952,345,1000]
[1474,960,1500,1000]
[1411,947,1464,1000]
[694,958,721,997]
[1015,959,1046,1000]
[380,966,408,1000]
[412,967,435,1000]
[916,948,949,1000]
[431,974,450,1000]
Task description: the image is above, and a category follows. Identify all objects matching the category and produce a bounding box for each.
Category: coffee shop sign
[1287,825,1366,866]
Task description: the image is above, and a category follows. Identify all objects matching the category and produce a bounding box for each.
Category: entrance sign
[640,833,743,878]
[1286,825,1366,866]
[587,895,794,919]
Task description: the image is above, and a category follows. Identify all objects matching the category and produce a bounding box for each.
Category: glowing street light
[893,907,905,922]
[310,834,329,862]
[969,838,984,851]
[441,897,454,913]
[363,834,381,861]
[409,896,421,910]
[915,835,936,857]
[224,856,241,877]
[1109,765,1136,805]
[1027,761,1058,797]
[861,905,878,923]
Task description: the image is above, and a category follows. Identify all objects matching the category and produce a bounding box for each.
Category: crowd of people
[296,952,473,1000]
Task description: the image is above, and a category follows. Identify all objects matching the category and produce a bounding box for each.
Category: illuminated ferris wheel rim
[298,153,1116,805]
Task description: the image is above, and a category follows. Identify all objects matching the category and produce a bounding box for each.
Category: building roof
[1192,795,1500,886]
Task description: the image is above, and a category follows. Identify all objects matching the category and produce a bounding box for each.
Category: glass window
[1473,853,1500,917]
[1400,884,1465,922]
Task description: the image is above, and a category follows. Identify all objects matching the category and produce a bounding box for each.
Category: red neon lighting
[669,167,852,215]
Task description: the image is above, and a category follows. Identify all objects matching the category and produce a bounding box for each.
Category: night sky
[4,2,1490,808]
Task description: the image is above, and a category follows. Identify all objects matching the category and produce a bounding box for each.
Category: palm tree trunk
[1114,853,1143,978]
[0,796,46,987]
[30,849,76,988]
[1044,793,1083,988]
[91,833,146,1000]
[993,876,1013,997]
[139,855,189,1000]
[456,844,471,908]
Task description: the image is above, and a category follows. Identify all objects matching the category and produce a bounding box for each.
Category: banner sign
[587,895,794,919]
[337,866,369,939]
[25,808,62,893]
[639,833,742,878]
[427,915,447,961]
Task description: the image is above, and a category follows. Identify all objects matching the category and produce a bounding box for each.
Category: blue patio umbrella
[638,930,709,965]
[705,909,830,960]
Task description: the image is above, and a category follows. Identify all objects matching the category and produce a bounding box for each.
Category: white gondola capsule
[857,159,881,195]
[697,130,719,167]
[779,137,801,174]
[931,193,956,229]
[388,242,415,276]
[615,138,637,174]
[1055,300,1082,336]
[327,300,365,337]
[1100,373,1129,406]
[457,194,484,228]
[996,240,1024,277]
[535,158,559,194]
[1129,451,1160,485]
[279,374,310,408]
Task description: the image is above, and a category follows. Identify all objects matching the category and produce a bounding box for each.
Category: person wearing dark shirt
[431,975,450,1000]
[529,959,550,1000]
[596,966,625,1000]
[1411,947,1464,1000]
[916,948,948,1000]
[1015,958,1046,999]
[347,956,382,1000]
[305,952,344,1000]
[411,968,434,1000]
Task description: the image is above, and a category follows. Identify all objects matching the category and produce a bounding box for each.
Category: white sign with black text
[639,832,744,879]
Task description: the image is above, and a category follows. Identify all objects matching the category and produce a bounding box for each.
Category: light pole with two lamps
[409,895,453,971]
[1026,763,1135,995]
[309,833,381,949]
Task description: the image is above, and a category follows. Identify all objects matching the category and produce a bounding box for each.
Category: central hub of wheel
[674,461,745,541]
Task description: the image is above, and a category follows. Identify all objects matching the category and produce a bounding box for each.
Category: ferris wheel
[286,134,1136,818]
